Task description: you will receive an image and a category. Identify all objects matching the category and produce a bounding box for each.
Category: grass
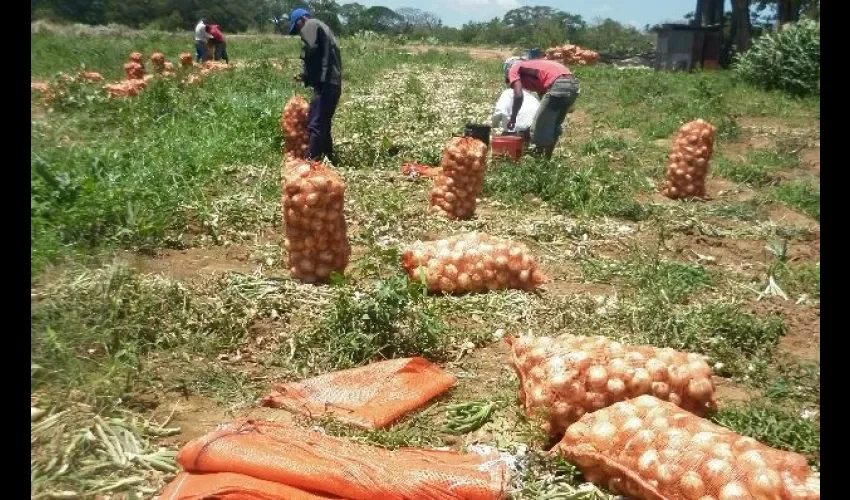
[31,26,820,498]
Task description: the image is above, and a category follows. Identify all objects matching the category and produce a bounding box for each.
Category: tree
[395,7,441,33]
[339,2,366,33]
[731,0,752,51]
[360,6,402,33]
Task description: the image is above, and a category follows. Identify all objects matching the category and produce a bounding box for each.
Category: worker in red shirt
[205,24,229,63]
[503,57,580,158]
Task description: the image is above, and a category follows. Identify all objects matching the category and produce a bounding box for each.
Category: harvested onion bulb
[661,119,716,199]
[556,396,819,500]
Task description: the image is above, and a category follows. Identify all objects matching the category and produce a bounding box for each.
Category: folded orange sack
[260,357,456,429]
[175,420,508,500]
[159,471,342,499]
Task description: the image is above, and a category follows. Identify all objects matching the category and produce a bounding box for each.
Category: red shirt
[207,25,225,42]
[507,59,572,95]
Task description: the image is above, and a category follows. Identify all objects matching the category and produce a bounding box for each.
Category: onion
[563,422,590,443]
[637,449,660,474]
[679,471,706,500]
[703,458,733,485]
[608,358,629,377]
[645,358,668,381]
[733,436,760,452]
[718,482,748,500]
[747,469,781,498]
[651,381,671,400]
[687,377,714,401]
[629,369,652,395]
[587,365,609,390]
[692,431,720,450]
[656,463,681,485]
[622,416,644,434]
[590,420,617,448]
[606,378,627,400]
[711,442,733,459]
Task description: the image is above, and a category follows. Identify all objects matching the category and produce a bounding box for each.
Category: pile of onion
[661,119,716,199]
[507,333,717,437]
[123,61,145,80]
[150,52,166,73]
[401,232,547,294]
[179,52,194,68]
[282,160,351,283]
[557,395,820,500]
[200,61,230,73]
[105,79,147,98]
[281,95,310,160]
[544,44,599,66]
[78,71,103,83]
[428,137,487,220]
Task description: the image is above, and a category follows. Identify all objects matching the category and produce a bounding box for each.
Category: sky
[356,0,699,29]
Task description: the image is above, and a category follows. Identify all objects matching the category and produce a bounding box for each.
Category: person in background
[289,7,343,163]
[503,56,580,159]
[205,24,228,63]
[491,87,540,143]
[194,19,210,63]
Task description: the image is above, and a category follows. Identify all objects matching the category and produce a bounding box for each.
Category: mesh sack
[159,471,341,499]
[555,395,819,500]
[282,160,351,283]
[179,52,193,68]
[402,232,547,294]
[129,51,144,64]
[150,52,166,72]
[260,357,456,429]
[282,95,310,160]
[661,119,716,199]
[507,334,717,437]
[123,61,145,80]
[428,137,487,220]
[174,420,509,500]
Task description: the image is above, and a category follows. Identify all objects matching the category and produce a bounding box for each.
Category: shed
[653,24,722,71]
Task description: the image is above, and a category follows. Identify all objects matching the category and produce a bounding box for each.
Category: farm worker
[503,56,580,158]
[194,19,211,63]
[205,24,229,63]
[491,88,540,143]
[289,7,343,163]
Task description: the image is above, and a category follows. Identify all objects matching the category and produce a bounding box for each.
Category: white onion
[590,421,617,448]
[679,471,705,500]
[747,469,782,498]
[637,449,660,474]
[718,482,748,500]
[587,365,609,390]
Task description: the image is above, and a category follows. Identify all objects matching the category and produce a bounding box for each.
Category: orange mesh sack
[260,357,456,429]
[282,95,310,160]
[662,119,716,199]
[160,472,341,499]
[175,420,509,500]
[507,334,717,437]
[555,395,819,500]
[123,61,145,80]
[282,160,351,283]
[150,52,166,73]
[428,137,487,220]
[179,52,193,68]
[401,232,547,294]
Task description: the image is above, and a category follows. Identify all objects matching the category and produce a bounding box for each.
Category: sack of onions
[123,62,145,80]
[78,71,103,83]
[506,333,717,437]
[661,119,716,200]
[105,79,145,98]
[150,52,166,72]
[179,52,193,68]
[556,395,819,500]
[129,52,144,64]
[428,137,487,220]
[281,95,310,159]
[282,160,351,284]
[401,232,547,294]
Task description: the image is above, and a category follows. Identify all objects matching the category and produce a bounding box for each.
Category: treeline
[32,0,654,55]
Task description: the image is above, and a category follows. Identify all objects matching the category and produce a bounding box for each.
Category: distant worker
[289,7,342,163]
[503,56,580,158]
[205,24,228,63]
[491,87,540,143]
[194,19,210,63]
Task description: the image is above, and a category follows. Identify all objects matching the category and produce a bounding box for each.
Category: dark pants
[307,83,342,162]
[195,41,206,62]
[212,41,228,63]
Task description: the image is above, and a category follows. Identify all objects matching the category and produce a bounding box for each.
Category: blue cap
[288,8,310,35]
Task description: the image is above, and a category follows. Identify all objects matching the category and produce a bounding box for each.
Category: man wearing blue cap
[289,8,343,163]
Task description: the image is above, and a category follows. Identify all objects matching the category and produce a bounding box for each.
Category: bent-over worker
[503,57,580,158]
[205,24,228,63]
[289,7,342,163]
